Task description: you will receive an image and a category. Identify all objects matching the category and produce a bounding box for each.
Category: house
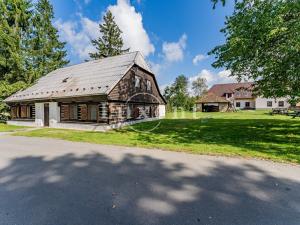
[196,92,230,112]
[196,82,290,112]
[4,52,166,131]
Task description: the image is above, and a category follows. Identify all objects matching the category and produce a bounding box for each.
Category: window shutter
[21,106,27,118]
[61,105,70,120]
[11,107,17,118]
[78,104,88,120]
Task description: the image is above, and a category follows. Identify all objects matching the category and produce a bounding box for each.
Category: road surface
[0,135,300,225]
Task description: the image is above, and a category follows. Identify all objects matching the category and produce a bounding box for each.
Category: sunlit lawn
[0,123,27,132]
[13,110,300,163]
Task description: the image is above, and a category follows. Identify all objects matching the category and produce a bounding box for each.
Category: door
[44,103,49,127]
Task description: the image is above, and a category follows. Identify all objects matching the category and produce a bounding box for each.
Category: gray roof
[5,51,153,102]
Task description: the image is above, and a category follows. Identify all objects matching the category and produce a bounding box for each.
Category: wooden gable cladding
[108,66,165,104]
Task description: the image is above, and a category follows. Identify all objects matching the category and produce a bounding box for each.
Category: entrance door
[44,103,49,127]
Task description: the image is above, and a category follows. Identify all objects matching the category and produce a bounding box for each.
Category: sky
[49,0,237,91]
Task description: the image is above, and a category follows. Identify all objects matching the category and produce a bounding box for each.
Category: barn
[4,52,166,131]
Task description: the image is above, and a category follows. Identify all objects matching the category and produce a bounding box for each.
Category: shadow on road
[0,152,299,225]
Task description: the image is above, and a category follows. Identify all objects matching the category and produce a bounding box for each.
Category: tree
[209,0,300,100]
[30,0,69,81]
[0,0,68,114]
[191,77,208,97]
[163,75,195,111]
[0,0,32,113]
[89,10,129,59]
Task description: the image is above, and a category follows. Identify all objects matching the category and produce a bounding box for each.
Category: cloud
[55,0,154,61]
[108,0,155,56]
[55,17,100,60]
[149,61,162,75]
[192,54,208,65]
[84,0,91,4]
[162,34,187,62]
[189,69,236,88]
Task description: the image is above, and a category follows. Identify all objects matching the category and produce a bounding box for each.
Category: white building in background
[196,82,290,112]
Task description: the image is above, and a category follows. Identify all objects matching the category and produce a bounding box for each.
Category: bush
[0,112,10,123]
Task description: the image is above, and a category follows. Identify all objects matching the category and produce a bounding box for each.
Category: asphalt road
[0,135,300,225]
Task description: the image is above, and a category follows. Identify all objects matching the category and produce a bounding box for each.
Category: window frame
[267,101,273,107]
[135,76,141,88]
[146,80,152,91]
[245,102,250,107]
[236,102,241,107]
[278,101,284,107]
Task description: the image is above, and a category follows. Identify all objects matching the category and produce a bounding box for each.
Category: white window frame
[135,76,141,88]
[146,80,151,91]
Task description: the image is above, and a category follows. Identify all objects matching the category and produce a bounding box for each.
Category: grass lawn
[13,110,300,163]
[0,123,27,132]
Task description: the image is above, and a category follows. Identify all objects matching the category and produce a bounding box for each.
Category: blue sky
[50,0,236,90]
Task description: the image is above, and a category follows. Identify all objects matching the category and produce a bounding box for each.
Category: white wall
[159,104,166,118]
[49,102,60,127]
[255,97,290,109]
[233,100,255,109]
[35,103,44,127]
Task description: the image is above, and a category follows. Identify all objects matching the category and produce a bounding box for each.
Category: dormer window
[135,76,141,88]
[62,77,69,83]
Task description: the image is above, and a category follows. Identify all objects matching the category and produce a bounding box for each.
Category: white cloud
[55,0,154,61]
[108,0,155,56]
[189,69,236,88]
[162,34,187,62]
[149,61,162,75]
[192,54,208,65]
[55,16,100,60]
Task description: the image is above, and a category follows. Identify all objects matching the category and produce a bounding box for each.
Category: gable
[108,65,166,104]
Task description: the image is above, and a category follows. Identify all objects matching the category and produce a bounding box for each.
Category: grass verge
[13,110,300,164]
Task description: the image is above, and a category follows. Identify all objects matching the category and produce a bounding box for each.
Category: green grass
[13,110,300,163]
[0,123,27,132]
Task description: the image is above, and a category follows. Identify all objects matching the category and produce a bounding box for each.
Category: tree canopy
[209,0,300,100]
[89,10,129,59]
[163,75,195,111]
[0,0,68,113]
[191,77,208,97]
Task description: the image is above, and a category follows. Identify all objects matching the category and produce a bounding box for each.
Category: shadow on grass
[0,152,300,224]
[132,118,300,162]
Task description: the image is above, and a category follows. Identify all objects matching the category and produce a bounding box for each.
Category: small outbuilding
[196,92,230,112]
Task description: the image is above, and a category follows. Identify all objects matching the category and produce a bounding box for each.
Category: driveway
[0,135,300,225]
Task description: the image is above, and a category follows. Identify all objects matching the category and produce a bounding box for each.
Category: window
[227,93,232,98]
[70,104,78,120]
[278,101,284,107]
[11,104,35,119]
[245,102,250,107]
[236,102,241,107]
[135,76,141,88]
[89,105,97,121]
[146,80,152,91]
[267,101,272,107]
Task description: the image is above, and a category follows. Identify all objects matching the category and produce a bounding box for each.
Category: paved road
[0,135,300,225]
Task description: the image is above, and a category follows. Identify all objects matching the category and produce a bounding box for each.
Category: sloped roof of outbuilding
[196,92,229,103]
[5,51,153,103]
[208,82,254,98]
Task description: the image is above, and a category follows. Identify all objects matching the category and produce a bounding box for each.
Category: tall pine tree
[0,0,32,113]
[30,0,69,82]
[89,10,129,59]
[0,0,68,114]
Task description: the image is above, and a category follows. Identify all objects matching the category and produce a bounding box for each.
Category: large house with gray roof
[4,52,166,131]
